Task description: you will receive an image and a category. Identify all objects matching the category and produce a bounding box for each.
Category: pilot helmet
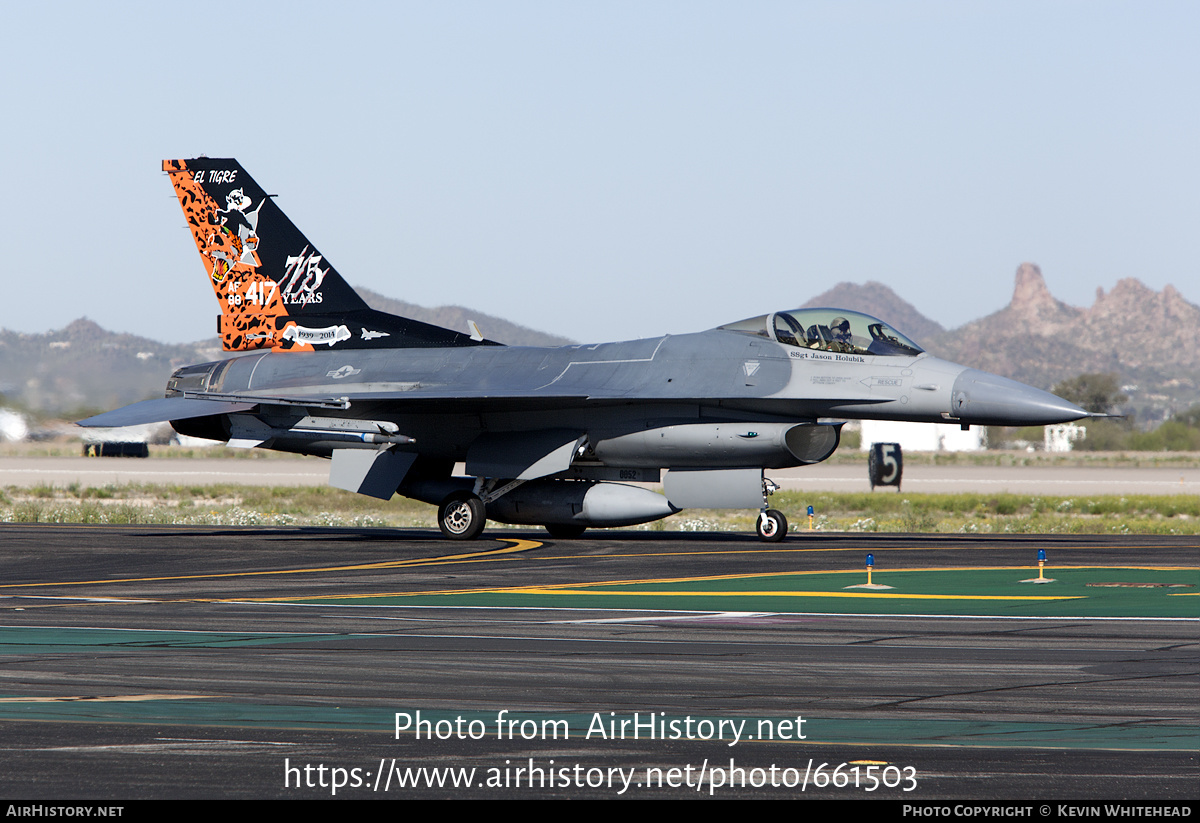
[830,316,851,342]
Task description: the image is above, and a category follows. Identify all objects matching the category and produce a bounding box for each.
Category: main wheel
[438,493,487,540]
[544,523,587,539]
[756,509,788,542]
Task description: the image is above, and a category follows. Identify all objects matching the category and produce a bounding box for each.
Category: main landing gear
[437,477,527,540]
[435,472,788,542]
[437,492,486,540]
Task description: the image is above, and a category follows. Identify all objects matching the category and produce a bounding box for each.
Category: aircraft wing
[79,387,883,431]
[77,397,259,428]
[76,393,359,428]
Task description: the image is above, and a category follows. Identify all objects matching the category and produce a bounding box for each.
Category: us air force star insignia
[326,365,361,379]
[743,360,760,377]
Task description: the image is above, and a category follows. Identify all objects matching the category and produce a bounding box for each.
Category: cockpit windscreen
[718,309,924,357]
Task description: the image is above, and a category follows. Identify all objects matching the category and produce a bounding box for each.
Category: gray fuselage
[178,327,1078,465]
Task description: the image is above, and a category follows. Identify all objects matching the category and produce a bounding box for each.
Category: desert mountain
[793,265,1198,420]
[1,295,574,415]
[0,319,225,415]
[927,264,1200,421]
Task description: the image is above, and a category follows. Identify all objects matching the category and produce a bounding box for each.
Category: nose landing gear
[756,476,787,541]
[756,508,788,542]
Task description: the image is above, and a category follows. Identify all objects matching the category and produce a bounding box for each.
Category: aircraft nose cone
[950,369,1087,426]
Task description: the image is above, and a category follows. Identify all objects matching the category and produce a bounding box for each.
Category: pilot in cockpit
[719,310,924,358]
[827,316,856,352]
[829,316,852,345]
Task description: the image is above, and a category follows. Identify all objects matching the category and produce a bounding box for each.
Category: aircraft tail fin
[163,158,493,352]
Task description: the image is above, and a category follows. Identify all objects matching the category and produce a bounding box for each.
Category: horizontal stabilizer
[183,391,351,410]
[76,397,257,428]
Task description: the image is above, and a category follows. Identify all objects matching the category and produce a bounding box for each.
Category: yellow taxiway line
[483,588,1082,601]
[0,539,543,591]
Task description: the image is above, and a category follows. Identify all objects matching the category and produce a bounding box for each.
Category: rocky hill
[926,264,1200,422]
[801,264,1199,423]
[1,293,574,416]
[0,319,226,415]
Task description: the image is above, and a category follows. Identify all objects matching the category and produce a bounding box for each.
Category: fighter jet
[80,158,1089,541]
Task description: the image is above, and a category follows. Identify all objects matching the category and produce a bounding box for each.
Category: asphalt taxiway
[0,525,1195,799]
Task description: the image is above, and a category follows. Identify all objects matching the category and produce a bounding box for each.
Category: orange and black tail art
[163,158,493,352]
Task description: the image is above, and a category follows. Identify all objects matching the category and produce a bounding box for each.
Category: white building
[1044,423,1086,452]
[859,419,986,452]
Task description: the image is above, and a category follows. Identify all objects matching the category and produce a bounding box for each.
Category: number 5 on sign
[869,442,902,490]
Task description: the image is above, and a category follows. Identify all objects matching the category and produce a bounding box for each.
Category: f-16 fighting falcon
[80,158,1090,541]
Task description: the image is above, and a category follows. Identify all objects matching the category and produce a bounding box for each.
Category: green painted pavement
[296,567,1200,617]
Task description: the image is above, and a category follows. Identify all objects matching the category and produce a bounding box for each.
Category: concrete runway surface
[0,525,1194,799]
[2,455,1199,496]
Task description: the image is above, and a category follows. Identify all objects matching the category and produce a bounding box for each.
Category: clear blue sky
[2,1,1196,345]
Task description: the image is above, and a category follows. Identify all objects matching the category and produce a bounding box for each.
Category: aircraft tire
[438,493,487,540]
[544,523,587,539]
[756,509,787,542]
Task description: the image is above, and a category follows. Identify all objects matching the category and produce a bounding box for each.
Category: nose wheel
[756,508,787,542]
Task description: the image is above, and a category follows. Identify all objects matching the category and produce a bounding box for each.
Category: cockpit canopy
[718,308,924,357]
